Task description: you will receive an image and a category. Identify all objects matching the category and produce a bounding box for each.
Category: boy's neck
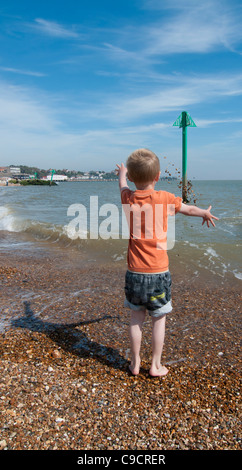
[135,181,156,191]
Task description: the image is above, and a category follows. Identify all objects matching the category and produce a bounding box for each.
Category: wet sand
[0,246,241,452]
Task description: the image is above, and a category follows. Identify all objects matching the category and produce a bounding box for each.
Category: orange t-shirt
[121,188,182,273]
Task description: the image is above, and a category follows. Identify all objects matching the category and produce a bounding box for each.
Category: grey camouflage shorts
[124,270,172,317]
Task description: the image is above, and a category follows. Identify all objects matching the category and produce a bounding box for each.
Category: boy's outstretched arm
[116,163,129,192]
[179,203,219,228]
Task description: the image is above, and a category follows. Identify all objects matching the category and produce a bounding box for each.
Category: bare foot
[129,359,140,376]
[149,365,169,377]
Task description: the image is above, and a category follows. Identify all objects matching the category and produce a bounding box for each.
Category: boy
[116,148,218,377]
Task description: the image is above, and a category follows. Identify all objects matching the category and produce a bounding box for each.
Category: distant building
[46,174,68,181]
[10,166,21,174]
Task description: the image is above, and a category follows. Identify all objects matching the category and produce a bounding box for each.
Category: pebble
[51,349,62,359]
[0,440,7,450]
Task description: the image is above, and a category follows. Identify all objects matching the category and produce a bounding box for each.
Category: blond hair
[126,148,160,184]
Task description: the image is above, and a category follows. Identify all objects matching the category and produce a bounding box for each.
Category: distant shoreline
[0,177,178,186]
[0,181,20,186]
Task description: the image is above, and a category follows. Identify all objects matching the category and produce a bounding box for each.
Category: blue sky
[0,0,242,179]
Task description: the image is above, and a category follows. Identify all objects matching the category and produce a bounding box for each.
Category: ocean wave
[1,204,241,281]
[0,205,128,261]
[0,205,66,241]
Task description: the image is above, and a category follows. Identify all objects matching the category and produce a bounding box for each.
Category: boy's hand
[116,163,129,191]
[116,163,127,176]
[202,205,219,228]
[179,203,219,227]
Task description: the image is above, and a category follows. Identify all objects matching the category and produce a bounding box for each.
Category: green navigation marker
[50,169,56,185]
[173,111,196,202]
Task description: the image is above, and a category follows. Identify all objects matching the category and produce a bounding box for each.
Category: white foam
[183,240,200,249]
[233,271,242,280]
[0,206,18,232]
[205,247,219,258]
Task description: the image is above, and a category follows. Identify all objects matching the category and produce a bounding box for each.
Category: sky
[0,0,242,179]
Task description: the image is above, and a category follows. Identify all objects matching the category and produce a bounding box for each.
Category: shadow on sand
[11,301,127,371]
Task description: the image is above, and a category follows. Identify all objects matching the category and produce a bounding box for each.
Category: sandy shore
[0,246,241,452]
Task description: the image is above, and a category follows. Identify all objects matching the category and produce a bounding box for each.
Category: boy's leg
[129,309,146,375]
[149,314,169,377]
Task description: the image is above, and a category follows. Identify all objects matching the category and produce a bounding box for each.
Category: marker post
[173,111,196,202]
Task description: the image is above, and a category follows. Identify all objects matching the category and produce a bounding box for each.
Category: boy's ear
[154,171,161,182]
[127,172,133,182]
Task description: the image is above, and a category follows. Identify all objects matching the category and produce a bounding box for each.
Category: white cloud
[101,0,242,63]
[102,43,146,64]
[97,73,242,122]
[143,2,242,56]
[195,118,242,127]
[0,67,241,174]
[1,71,242,137]
[0,81,60,133]
[32,18,80,39]
[0,67,46,77]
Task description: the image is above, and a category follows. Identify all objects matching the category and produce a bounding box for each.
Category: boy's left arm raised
[116,163,129,192]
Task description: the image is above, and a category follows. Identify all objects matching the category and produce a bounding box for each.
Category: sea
[0,179,241,286]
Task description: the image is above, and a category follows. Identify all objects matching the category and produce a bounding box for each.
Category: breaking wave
[0,204,241,282]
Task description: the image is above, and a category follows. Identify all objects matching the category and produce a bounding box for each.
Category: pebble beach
[0,244,241,454]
